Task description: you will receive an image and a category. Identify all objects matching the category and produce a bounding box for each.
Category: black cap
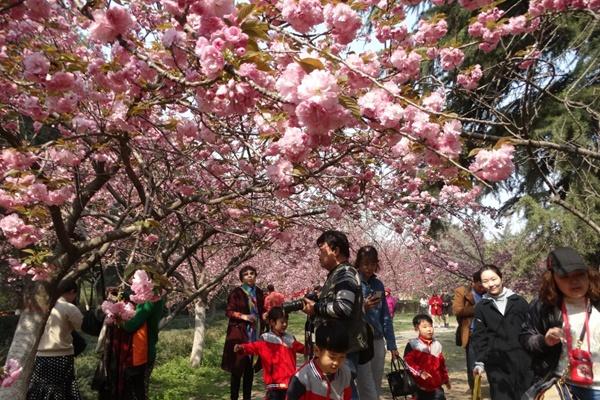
[547,247,587,276]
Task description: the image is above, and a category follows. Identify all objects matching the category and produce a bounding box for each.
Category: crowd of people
[23,228,599,400]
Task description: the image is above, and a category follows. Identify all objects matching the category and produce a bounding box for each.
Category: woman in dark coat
[471,265,533,400]
[520,247,600,399]
[221,265,265,400]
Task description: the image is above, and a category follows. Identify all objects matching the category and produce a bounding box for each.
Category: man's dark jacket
[313,262,367,354]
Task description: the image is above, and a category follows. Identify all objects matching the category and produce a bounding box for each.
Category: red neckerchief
[418,335,433,350]
[562,299,591,351]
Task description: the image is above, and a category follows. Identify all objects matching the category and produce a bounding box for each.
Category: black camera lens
[282,299,304,313]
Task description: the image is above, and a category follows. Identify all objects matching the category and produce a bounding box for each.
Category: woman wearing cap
[470,264,533,400]
[221,265,265,400]
[520,247,600,399]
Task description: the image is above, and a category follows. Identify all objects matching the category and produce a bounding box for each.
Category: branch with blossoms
[0,359,21,388]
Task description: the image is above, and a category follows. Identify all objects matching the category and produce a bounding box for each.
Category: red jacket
[239,331,304,390]
[403,337,449,392]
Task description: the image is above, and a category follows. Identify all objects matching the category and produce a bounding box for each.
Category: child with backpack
[404,314,451,400]
[234,307,304,400]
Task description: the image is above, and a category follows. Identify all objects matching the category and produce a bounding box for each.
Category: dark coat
[221,286,265,375]
[471,293,533,400]
[519,297,600,382]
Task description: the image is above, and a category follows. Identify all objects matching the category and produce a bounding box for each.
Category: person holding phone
[355,245,399,399]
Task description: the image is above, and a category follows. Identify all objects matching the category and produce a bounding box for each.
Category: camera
[282,298,305,313]
[282,292,319,314]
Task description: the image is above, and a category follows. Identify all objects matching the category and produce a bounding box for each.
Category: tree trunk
[0,308,51,399]
[189,298,207,368]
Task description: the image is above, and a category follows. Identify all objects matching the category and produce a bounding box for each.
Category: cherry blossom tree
[1,0,598,395]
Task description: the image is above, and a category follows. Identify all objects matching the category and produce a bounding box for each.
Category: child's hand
[233,344,242,353]
[445,381,452,390]
[419,371,432,380]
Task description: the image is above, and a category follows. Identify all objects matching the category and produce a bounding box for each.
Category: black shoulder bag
[387,357,417,399]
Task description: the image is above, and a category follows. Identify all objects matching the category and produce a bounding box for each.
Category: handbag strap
[391,356,410,371]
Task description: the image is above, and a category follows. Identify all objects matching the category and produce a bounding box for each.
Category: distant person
[263,283,285,320]
[419,296,429,314]
[471,265,532,400]
[355,246,399,399]
[287,321,352,400]
[301,230,367,400]
[28,279,84,400]
[222,265,265,400]
[385,288,397,319]
[121,295,165,400]
[404,314,451,400]
[234,307,304,400]
[520,247,600,399]
[441,292,452,328]
[428,294,443,328]
[452,270,486,392]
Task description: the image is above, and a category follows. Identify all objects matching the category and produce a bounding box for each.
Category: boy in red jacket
[404,314,451,400]
[234,307,304,400]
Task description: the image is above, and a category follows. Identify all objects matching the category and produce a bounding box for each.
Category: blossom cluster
[0,359,21,388]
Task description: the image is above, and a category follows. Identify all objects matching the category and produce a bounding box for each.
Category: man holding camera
[302,230,368,400]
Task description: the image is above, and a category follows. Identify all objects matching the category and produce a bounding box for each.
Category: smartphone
[371,290,383,300]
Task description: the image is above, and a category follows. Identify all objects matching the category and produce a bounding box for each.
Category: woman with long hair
[471,264,533,399]
[221,265,265,400]
[520,247,600,399]
[354,245,399,399]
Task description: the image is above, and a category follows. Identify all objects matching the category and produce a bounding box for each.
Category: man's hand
[390,349,400,360]
[419,371,432,380]
[545,327,564,346]
[302,298,315,316]
[233,344,242,353]
[365,295,381,311]
[473,365,484,376]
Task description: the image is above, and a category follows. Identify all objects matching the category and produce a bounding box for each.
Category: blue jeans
[570,385,600,400]
[346,352,359,400]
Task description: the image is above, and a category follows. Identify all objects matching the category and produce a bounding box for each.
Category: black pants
[266,389,286,400]
[416,388,445,400]
[230,360,254,400]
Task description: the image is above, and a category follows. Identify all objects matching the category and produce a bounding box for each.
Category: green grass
[74,313,454,399]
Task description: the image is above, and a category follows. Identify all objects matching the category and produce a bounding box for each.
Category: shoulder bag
[387,357,417,399]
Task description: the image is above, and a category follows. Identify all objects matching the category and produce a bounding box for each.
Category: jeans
[416,388,446,400]
[346,351,360,400]
[466,339,476,390]
[570,385,600,400]
[356,338,386,399]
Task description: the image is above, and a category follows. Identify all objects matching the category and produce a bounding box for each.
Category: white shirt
[555,298,600,389]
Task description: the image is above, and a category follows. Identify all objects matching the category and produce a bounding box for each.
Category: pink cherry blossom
[437,120,462,158]
[297,70,339,109]
[456,64,483,90]
[390,49,422,83]
[519,49,541,69]
[275,63,306,103]
[101,300,136,324]
[196,41,224,78]
[23,52,49,82]
[266,159,294,187]
[326,204,343,219]
[0,214,43,249]
[46,72,75,92]
[130,269,157,304]
[323,3,362,45]
[272,127,310,162]
[413,19,448,46]
[8,258,29,276]
[90,6,134,43]
[422,89,445,112]
[280,0,323,33]
[439,47,464,71]
[1,149,35,170]
[24,0,51,19]
[469,144,515,181]
[0,358,22,388]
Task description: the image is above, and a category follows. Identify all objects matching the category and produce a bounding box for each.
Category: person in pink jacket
[385,288,397,318]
